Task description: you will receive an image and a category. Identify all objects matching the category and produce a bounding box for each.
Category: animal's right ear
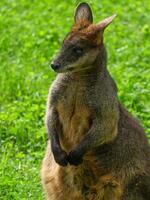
[74,2,93,24]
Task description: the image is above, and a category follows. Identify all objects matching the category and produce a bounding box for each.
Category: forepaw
[53,149,68,166]
[68,150,83,166]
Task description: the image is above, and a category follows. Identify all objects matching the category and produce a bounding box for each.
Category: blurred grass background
[0,0,150,199]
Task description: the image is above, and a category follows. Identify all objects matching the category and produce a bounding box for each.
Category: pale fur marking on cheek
[66,49,99,70]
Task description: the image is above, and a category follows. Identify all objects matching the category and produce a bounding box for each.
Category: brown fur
[41,142,123,200]
[41,2,150,200]
[57,95,91,151]
[66,23,102,46]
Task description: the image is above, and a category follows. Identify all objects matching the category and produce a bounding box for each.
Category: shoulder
[48,74,71,105]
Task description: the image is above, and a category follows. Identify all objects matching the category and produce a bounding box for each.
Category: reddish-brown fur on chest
[57,94,91,152]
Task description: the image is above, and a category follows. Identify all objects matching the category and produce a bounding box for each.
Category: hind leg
[41,145,62,200]
[122,192,143,200]
[86,175,123,200]
[122,175,150,200]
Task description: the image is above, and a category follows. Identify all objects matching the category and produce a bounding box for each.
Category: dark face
[51,35,99,73]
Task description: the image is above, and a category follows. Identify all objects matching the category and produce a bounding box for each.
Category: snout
[51,61,61,71]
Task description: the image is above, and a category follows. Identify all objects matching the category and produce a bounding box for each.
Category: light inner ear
[74,2,93,23]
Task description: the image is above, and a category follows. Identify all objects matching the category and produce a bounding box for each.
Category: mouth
[51,65,75,73]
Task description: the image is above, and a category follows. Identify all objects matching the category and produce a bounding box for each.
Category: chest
[54,81,93,150]
[58,84,90,117]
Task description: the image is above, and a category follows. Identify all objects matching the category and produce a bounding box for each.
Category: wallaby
[41,2,150,200]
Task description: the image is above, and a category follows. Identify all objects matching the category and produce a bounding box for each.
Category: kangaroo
[41,2,150,200]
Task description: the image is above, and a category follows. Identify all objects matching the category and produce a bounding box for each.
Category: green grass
[0,0,150,199]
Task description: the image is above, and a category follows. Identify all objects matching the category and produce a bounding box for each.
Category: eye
[73,47,83,55]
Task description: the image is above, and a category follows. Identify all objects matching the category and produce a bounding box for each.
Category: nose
[51,62,61,70]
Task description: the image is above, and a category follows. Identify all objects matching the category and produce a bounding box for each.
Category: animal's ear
[74,2,93,23]
[95,14,117,31]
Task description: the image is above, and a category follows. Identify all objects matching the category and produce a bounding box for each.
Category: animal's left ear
[74,2,93,23]
[95,14,117,31]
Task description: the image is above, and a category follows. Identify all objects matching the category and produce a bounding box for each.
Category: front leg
[68,109,119,166]
[68,125,95,166]
[46,107,68,166]
[51,133,68,166]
